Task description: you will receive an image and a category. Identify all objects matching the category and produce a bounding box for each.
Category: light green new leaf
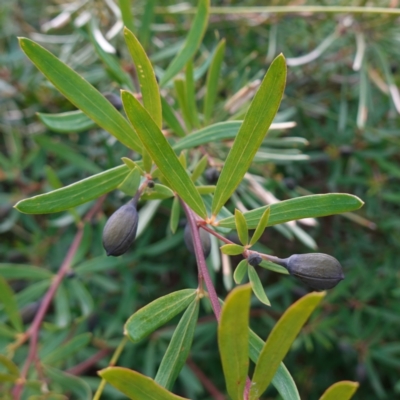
[248,330,300,400]
[37,110,97,133]
[218,284,251,400]
[191,155,208,182]
[161,96,186,137]
[233,259,248,284]
[159,0,209,87]
[319,381,359,400]
[250,206,270,246]
[235,209,248,245]
[124,27,162,128]
[99,367,189,400]
[220,244,244,256]
[140,184,175,200]
[122,90,207,218]
[118,167,141,196]
[248,265,270,306]
[124,289,197,342]
[0,275,23,332]
[204,39,226,124]
[155,299,199,389]
[18,38,142,152]
[212,54,286,216]
[170,197,180,234]
[218,194,364,229]
[15,165,129,214]
[250,292,325,399]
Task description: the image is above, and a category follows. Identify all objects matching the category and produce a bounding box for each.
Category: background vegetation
[1,0,400,399]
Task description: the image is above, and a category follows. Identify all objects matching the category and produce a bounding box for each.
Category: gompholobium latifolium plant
[11,2,364,399]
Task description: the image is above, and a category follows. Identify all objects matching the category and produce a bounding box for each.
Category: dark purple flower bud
[247,253,262,267]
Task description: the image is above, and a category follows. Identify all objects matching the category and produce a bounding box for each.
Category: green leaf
[99,367,189,400]
[15,164,129,214]
[204,39,226,124]
[248,265,270,306]
[173,121,241,151]
[118,0,134,32]
[18,38,142,152]
[191,155,208,182]
[196,185,215,195]
[140,184,175,200]
[211,54,286,215]
[218,284,251,400]
[0,264,53,280]
[0,355,19,377]
[248,330,300,400]
[69,279,94,318]
[220,244,244,256]
[218,194,364,229]
[155,299,199,389]
[174,78,192,131]
[249,292,325,399]
[319,381,359,400]
[170,197,180,234]
[185,60,200,128]
[121,90,207,218]
[42,333,92,364]
[159,0,209,87]
[124,27,162,128]
[139,0,155,49]
[249,206,270,246]
[54,283,71,329]
[37,110,97,133]
[118,167,142,196]
[34,135,101,174]
[124,289,197,342]
[235,209,248,245]
[0,275,23,332]
[161,96,186,137]
[233,259,248,284]
[259,260,289,275]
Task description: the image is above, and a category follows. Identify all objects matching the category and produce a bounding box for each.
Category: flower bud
[284,253,344,290]
[184,223,211,259]
[247,252,262,267]
[102,202,139,256]
[103,92,123,110]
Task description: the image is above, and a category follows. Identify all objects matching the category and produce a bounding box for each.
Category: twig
[12,196,106,399]
[66,348,112,376]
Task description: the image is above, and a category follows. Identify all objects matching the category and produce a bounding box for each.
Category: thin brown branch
[65,348,111,376]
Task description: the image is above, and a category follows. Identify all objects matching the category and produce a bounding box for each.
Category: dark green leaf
[249,206,270,246]
[0,264,53,280]
[0,275,23,332]
[37,110,97,133]
[161,96,186,137]
[248,265,270,306]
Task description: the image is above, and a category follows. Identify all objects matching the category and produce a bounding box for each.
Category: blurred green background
[1,0,400,399]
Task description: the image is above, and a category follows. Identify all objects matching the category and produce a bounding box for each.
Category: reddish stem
[12,197,105,399]
[65,348,111,376]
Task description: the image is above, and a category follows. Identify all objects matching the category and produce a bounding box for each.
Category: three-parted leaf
[204,39,226,124]
[18,37,142,152]
[319,381,359,400]
[15,165,129,214]
[124,289,197,342]
[124,28,162,128]
[37,110,97,133]
[211,54,287,215]
[248,330,300,400]
[159,0,209,87]
[218,284,251,400]
[250,292,325,399]
[218,194,364,229]
[121,90,207,218]
[99,367,189,400]
[155,299,199,389]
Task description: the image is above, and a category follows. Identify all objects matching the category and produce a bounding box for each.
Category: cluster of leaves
[1,0,400,399]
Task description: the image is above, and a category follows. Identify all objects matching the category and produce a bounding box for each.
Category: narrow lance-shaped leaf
[250,292,325,399]
[124,27,162,128]
[161,96,186,137]
[248,265,270,306]
[118,167,141,197]
[220,244,245,256]
[233,259,248,284]
[118,0,134,33]
[250,206,270,246]
[170,197,180,234]
[0,276,23,332]
[124,289,197,342]
[218,284,251,400]
[319,381,359,400]
[18,38,142,152]
[121,90,207,218]
[159,0,210,87]
[218,194,364,229]
[212,54,286,216]
[185,60,200,128]
[155,299,199,389]
[15,165,129,214]
[235,208,248,245]
[99,367,189,400]
[174,78,192,131]
[37,110,97,133]
[204,39,226,124]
